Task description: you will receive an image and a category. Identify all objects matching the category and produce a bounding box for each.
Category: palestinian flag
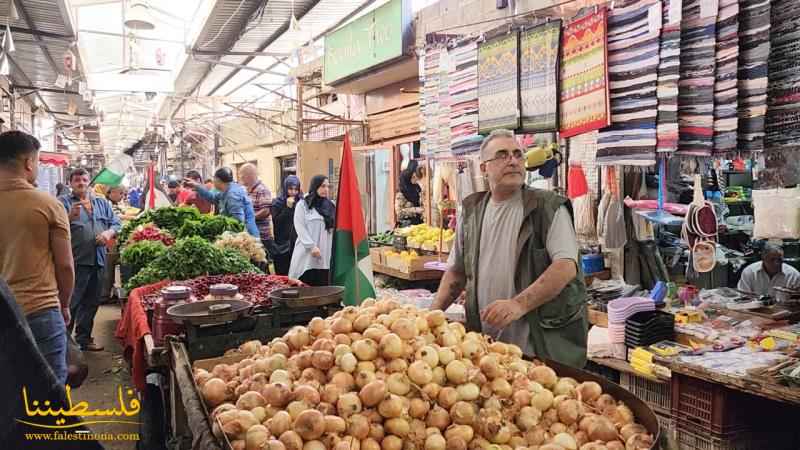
[91,140,143,187]
[332,132,376,305]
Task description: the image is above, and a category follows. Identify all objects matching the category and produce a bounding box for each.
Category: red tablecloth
[115,280,169,392]
[115,275,305,391]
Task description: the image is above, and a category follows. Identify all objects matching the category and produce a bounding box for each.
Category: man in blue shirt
[59,168,121,351]
[184,167,260,238]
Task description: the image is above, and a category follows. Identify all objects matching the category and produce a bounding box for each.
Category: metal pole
[296,81,304,144]
[9,86,16,130]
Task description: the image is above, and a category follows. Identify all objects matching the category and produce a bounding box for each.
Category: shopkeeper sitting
[395,160,425,226]
[738,244,800,296]
[432,129,588,368]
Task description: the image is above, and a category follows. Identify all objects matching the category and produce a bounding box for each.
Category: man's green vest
[461,187,588,368]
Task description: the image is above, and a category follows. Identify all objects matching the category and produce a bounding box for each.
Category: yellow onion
[337,392,363,417]
[378,394,407,419]
[386,373,411,396]
[408,361,434,385]
[450,401,476,425]
[456,383,479,402]
[445,361,468,384]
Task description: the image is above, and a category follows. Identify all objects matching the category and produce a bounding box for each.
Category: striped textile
[596,0,662,166]
[766,0,800,149]
[449,40,482,155]
[737,0,771,153]
[713,0,740,154]
[478,32,520,134]
[656,0,682,153]
[421,47,441,156]
[559,8,611,138]
[421,47,452,156]
[520,20,562,133]
[676,0,719,157]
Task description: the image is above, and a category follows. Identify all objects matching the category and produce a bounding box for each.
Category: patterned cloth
[520,20,562,132]
[478,32,520,133]
[449,40,482,155]
[559,8,611,138]
[596,0,662,166]
[738,0,771,152]
[766,0,800,149]
[677,0,719,157]
[247,181,273,241]
[713,0,740,154]
[421,47,450,156]
[657,0,683,153]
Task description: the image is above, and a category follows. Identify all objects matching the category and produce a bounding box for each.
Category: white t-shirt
[737,262,800,296]
[447,190,578,355]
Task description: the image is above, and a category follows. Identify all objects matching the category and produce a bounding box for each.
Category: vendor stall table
[372,262,445,281]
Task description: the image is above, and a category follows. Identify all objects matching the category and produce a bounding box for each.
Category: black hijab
[273,175,303,210]
[306,175,336,230]
[399,160,422,207]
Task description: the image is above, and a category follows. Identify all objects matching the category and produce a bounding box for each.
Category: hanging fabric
[599,167,628,249]
[567,163,589,199]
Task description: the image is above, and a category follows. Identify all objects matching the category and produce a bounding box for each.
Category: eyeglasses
[484,148,524,164]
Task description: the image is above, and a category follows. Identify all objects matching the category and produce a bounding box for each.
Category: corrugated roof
[2,1,96,128]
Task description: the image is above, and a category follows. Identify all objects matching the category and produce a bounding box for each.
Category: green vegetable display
[177,215,243,241]
[120,240,167,276]
[124,236,260,290]
[119,206,244,246]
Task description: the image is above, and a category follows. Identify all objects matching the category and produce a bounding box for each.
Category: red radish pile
[141,274,303,310]
[130,224,175,247]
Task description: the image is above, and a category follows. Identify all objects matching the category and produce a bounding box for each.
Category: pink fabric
[623,197,689,216]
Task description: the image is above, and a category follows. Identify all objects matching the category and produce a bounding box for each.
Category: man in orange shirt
[0,131,75,384]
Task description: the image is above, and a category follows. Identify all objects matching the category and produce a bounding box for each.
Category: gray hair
[479,129,518,160]
[762,243,783,258]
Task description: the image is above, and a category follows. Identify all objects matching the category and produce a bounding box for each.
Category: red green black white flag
[332,132,376,305]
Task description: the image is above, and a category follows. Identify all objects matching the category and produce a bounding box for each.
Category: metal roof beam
[192,57,288,76]
[12,0,67,79]
[170,0,269,120]
[190,49,291,57]
[205,0,328,97]
[219,0,380,98]
[6,26,73,41]
[78,29,186,45]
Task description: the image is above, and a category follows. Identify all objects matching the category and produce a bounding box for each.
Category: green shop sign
[323,0,413,85]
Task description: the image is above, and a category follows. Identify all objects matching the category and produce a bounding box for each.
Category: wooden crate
[370,247,386,266]
[386,254,442,274]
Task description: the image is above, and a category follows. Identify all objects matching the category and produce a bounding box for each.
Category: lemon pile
[396,224,455,252]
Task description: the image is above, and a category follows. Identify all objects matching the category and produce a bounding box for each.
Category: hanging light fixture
[125,1,155,31]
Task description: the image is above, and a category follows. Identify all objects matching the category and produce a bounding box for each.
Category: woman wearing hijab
[395,160,425,226]
[271,175,302,276]
[289,175,336,285]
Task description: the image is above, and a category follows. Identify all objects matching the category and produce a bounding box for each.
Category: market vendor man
[738,244,800,296]
[432,129,588,368]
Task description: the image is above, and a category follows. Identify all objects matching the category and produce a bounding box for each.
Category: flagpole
[354,242,360,303]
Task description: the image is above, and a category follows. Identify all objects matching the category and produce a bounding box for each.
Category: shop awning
[39,152,70,167]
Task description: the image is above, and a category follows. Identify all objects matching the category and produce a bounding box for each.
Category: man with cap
[432,129,588,368]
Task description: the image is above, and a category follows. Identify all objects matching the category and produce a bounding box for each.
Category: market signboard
[323,0,412,85]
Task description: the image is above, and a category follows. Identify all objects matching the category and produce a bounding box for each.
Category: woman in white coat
[288,175,336,285]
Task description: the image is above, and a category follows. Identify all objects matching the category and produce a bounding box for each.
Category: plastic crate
[675,420,797,450]
[655,411,675,441]
[620,372,671,415]
[670,373,783,434]
[583,360,620,384]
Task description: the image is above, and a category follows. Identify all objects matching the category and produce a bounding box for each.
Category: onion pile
[196,299,654,450]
